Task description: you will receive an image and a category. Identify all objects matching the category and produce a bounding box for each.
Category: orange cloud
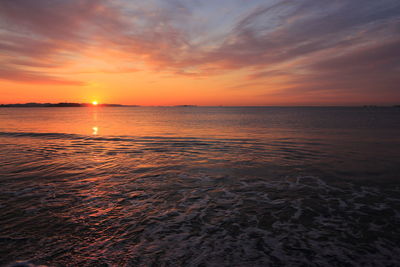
[0,0,399,105]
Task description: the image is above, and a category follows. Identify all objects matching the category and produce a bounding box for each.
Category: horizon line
[0,102,399,108]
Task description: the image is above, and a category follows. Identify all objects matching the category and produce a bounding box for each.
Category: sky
[0,0,399,106]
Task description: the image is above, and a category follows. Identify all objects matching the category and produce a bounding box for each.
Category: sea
[0,106,399,266]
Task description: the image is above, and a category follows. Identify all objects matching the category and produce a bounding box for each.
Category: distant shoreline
[0,103,139,108]
[0,103,399,108]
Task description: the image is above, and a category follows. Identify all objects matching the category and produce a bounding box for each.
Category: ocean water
[0,107,399,266]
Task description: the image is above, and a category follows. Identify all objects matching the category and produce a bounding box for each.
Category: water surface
[1,107,399,266]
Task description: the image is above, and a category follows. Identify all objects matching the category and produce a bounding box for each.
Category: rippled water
[1,107,399,266]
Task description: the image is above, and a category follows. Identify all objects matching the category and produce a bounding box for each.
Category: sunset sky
[0,0,399,106]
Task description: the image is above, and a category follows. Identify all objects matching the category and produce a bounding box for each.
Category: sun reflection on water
[92,126,98,135]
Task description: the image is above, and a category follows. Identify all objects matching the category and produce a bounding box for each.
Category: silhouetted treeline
[0,103,127,107]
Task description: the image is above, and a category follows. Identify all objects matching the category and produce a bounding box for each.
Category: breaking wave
[2,173,399,266]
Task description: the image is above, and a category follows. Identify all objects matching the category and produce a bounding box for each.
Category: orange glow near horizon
[0,1,398,106]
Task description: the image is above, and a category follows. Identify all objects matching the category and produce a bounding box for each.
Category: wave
[0,131,257,143]
[0,131,80,139]
[2,175,399,266]
[119,175,400,266]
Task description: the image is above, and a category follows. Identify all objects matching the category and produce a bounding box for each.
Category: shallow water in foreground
[0,107,399,266]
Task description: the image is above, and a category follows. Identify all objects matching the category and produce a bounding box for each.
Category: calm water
[1,107,399,266]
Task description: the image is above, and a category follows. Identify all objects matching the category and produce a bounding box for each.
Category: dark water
[0,107,399,266]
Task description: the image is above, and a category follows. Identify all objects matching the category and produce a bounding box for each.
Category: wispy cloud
[0,0,399,102]
[0,66,86,85]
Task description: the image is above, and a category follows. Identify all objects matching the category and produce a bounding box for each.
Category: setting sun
[92,101,98,106]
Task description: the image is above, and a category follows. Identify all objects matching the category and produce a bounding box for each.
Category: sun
[92,101,98,106]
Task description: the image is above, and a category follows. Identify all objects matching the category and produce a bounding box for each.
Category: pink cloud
[0,0,399,103]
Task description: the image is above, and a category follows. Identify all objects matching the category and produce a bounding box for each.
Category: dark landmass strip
[1,103,398,108]
[174,105,198,107]
[0,103,139,107]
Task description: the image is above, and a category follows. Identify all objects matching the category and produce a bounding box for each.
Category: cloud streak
[0,0,399,103]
